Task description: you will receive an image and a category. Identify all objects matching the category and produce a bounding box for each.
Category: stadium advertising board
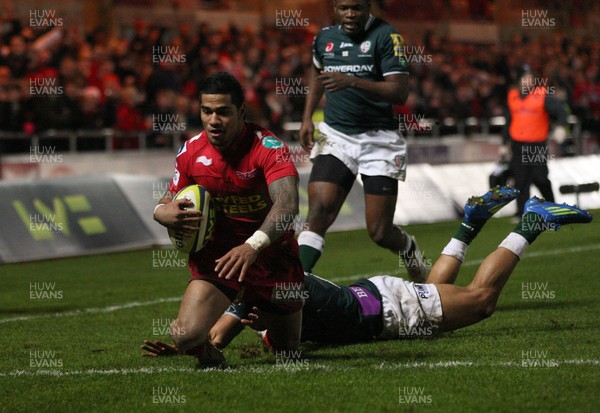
[0,175,155,263]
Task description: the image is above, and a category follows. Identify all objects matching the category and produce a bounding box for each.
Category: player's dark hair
[199,72,245,108]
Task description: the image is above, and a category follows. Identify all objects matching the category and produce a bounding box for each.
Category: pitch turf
[1,214,599,412]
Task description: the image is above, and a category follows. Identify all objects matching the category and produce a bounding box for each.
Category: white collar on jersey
[364,14,375,31]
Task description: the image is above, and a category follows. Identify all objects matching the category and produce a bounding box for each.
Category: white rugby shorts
[310,121,407,181]
[369,275,443,339]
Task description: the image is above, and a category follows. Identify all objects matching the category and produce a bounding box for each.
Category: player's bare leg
[170,280,231,364]
[436,197,592,333]
[299,180,349,272]
[426,255,462,284]
[305,181,349,234]
[436,248,518,332]
[255,309,302,351]
[364,192,428,282]
[364,193,408,251]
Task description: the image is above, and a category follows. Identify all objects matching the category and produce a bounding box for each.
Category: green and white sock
[298,231,324,273]
[512,212,545,244]
[441,238,468,262]
[453,217,487,246]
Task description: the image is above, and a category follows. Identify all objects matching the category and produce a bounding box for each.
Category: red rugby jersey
[168,122,299,253]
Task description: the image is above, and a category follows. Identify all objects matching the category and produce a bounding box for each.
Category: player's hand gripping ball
[168,184,216,253]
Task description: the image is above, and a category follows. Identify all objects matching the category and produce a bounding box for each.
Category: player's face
[334,0,370,36]
[200,94,245,150]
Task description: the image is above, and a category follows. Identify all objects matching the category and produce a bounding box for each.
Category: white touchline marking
[1,243,599,324]
[0,297,180,324]
[1,359,598,378]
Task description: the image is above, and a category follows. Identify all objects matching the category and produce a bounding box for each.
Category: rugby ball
[168,184,216,254]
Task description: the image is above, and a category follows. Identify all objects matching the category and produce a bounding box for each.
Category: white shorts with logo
[311,121,407,181]
[369,275,443,339]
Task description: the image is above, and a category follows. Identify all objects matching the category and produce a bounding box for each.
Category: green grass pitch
[1,214,599,412]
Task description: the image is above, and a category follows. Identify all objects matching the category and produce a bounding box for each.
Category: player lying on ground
[143,188,592,356]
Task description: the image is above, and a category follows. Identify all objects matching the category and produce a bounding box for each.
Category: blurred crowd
[404,32,600,138]
[0,14,598,151]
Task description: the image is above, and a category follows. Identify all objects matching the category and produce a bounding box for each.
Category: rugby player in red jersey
[153,72,303,365]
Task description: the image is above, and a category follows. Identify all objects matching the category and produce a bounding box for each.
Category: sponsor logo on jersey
[213,194,269,216]
[195,156,212,166]
[235,169,258,180]
[172,170,180,186]
[360,41,371,53]
[390,33,405,57]
[394,154,406,170]
[262,136,285,149]
[414,283,430,299]
[325,42,334,52]
[342,51,349,57]
[323,64,374,73]
[340,42,353,48]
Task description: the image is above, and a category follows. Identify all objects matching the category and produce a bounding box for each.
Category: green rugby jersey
[312,15,408,134]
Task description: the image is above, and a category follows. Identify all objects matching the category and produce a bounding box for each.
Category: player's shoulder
[315,24,340,42]
[317,24,336,34]
[248,123,287,152]
[368,16,401,38]
[176,131,208,160]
